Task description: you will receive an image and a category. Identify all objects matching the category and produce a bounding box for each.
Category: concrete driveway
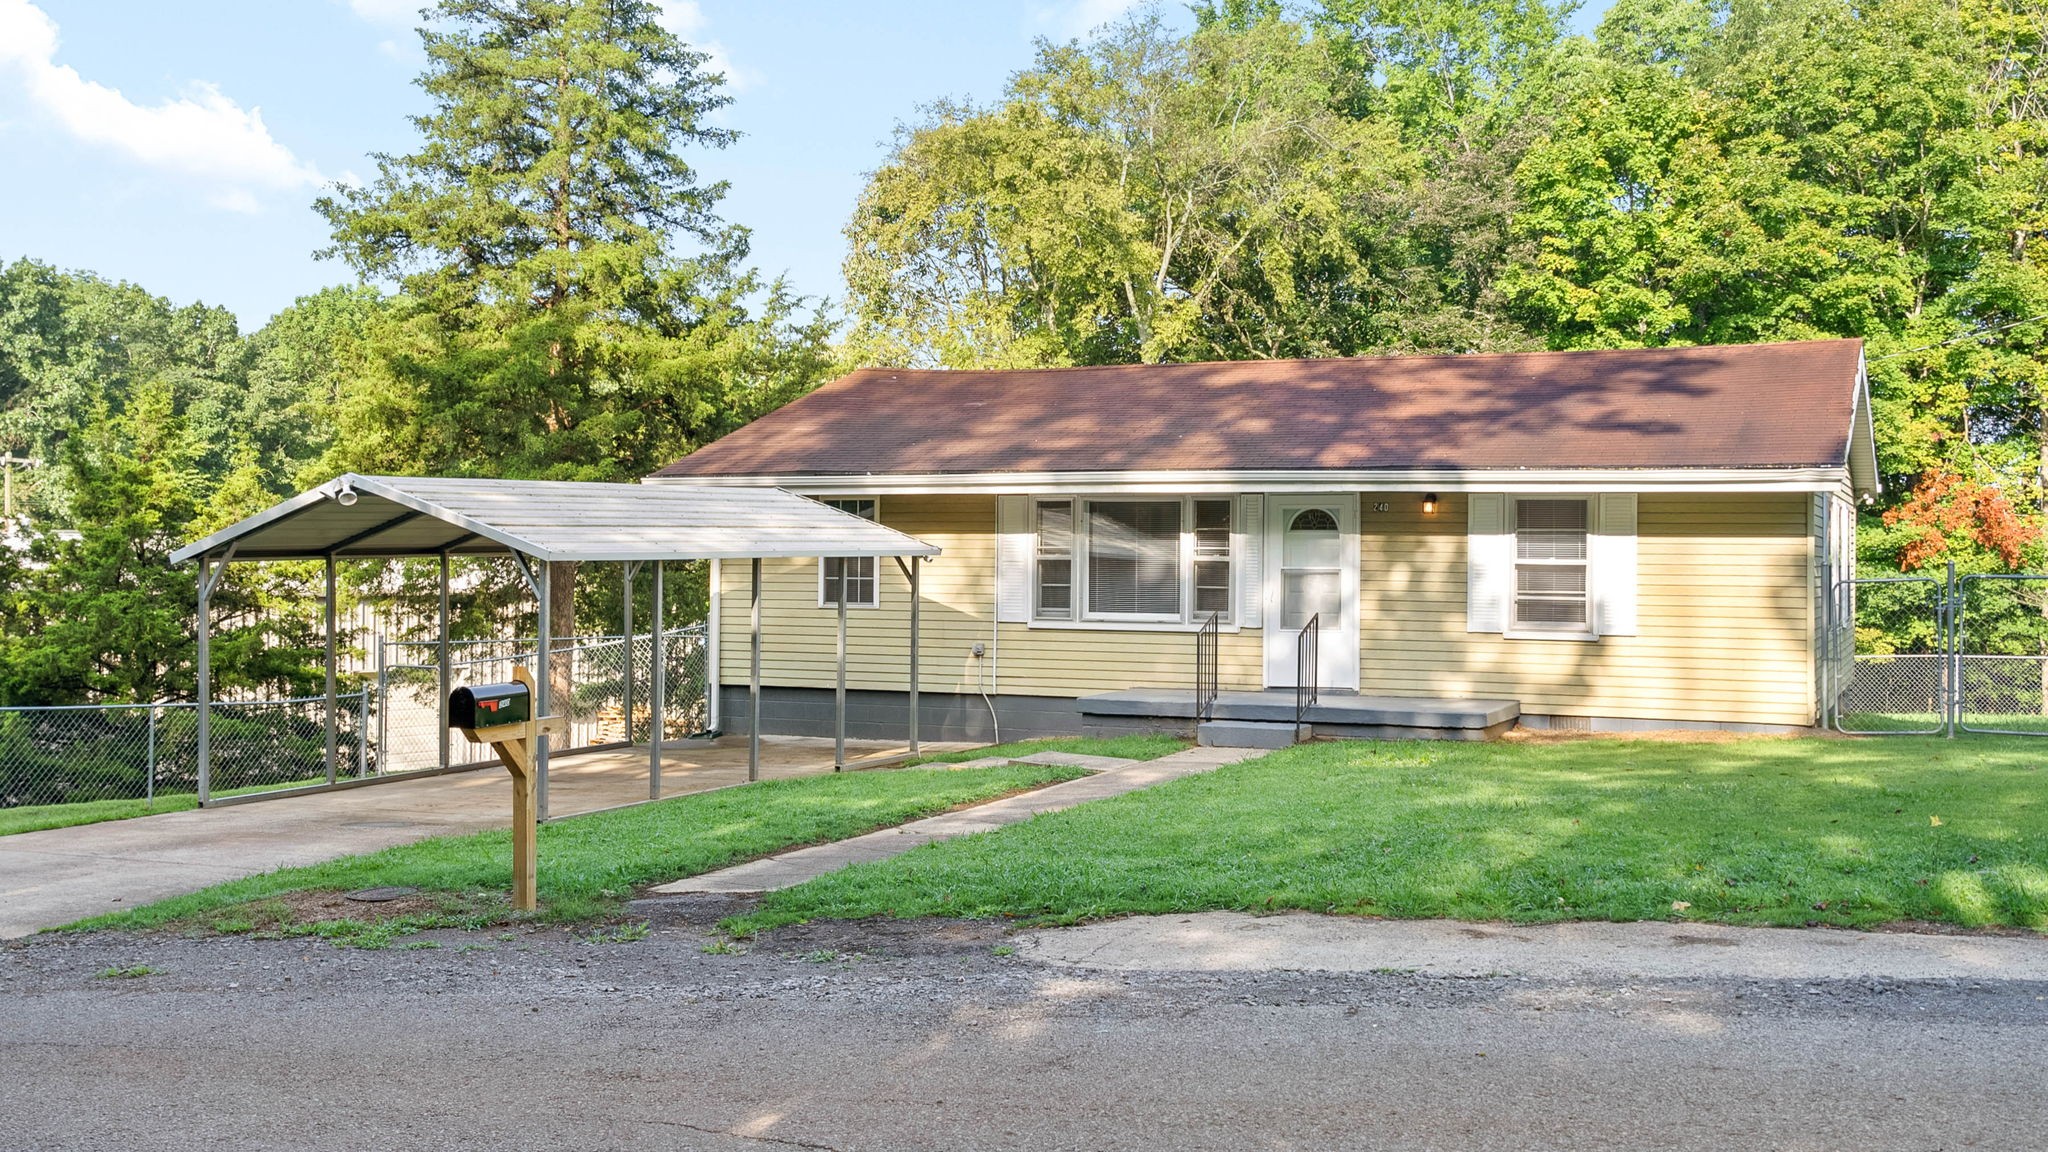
[0,735,952,937]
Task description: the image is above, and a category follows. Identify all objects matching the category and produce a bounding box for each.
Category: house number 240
[1370,502,1391,512]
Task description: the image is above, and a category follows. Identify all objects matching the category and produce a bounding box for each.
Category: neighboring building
[651,339,1875,741]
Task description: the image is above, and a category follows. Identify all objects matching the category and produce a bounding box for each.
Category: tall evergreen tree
[316,0,831,645]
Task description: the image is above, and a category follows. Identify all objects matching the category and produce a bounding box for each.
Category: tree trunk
[548,560,577,712]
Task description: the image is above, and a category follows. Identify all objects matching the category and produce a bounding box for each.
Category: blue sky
[0,1,1598,330]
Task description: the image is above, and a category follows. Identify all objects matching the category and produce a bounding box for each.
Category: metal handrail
[1194,612,1220,729]
[1295,613,1319,729]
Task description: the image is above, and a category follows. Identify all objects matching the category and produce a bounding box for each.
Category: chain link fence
[1955,573,2048,735]
[0,693,367,809]
[0,624,709,812]
[1828,565,2048,736]
[372,626,711,775]
[1827,575,1950,735]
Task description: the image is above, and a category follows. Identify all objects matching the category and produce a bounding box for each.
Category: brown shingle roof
[653,339,1866,478]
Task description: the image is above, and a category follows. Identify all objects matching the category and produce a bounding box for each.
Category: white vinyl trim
[1237,494,1264,628]
[1592,493,1639,636]
[995,495,1032,624]
[648,467,1856,497]
[1466,494,1509,633]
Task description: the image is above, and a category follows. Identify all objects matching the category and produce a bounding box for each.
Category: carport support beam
[749,557,761,782]
[897,556,921,756]
[324,554,338,786]
[437,553,451,773]
[835,562,847,771]
[534,557,552,821]
[622,561,635,750]
[651,561,666,799]
[194,543,234,807]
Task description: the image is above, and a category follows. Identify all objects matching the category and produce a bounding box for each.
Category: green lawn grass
[731,735,2048,934]
[909,733,1188,766]
[0,776,339,838]
[71,763,1088,942]
[2,736,1186,840]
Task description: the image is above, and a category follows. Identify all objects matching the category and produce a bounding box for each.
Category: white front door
[1264,495,1359,690]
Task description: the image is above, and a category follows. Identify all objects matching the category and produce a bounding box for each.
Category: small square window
[821,499,879,608]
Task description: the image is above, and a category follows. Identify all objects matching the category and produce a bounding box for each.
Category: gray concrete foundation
[717,686,1177,743]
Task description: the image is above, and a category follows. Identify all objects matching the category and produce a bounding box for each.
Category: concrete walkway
[653,745,1263,894]
[1020,911,2048,982]
[0,735,960,938]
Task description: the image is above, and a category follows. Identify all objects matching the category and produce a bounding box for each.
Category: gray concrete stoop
[651,745,1263,895]
[1198,719,1309,749]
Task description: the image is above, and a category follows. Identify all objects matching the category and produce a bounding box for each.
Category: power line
[1870,313,2048,361]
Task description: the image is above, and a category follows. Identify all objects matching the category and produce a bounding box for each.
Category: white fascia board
[1849,351,1881,499]
[168,474,540,565]
[644,467,1856,496]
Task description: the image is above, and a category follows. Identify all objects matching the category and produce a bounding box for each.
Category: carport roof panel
[171,474,943,564]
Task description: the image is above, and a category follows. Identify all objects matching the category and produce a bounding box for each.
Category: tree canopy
[6,0,2048,701]
[847,0,2048,606]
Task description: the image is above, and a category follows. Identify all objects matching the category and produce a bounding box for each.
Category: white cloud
[651,0,705,38]
[0,0,323,212]
[648,0,753,92]
[1033,0,1144,38]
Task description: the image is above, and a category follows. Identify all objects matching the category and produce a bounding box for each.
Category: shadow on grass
[730,735,2048,935]
[68,763,1090,944]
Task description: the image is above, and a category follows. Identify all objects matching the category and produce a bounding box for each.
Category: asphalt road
[4,902,2044,1151]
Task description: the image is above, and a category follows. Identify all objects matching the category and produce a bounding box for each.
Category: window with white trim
[1035,500,1074,619]
[1032,497,1233,624]
[820,498,878,607]
[1512,498,1589,631]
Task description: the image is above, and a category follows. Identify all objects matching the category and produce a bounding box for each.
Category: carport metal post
[651,561,666,799]
[621,561,638,749]
[749,557,761,781]
[323,554,338,785]
[437,552,451,773]
[835,561,847,771]
[534,557,552,821]
[896,556,921,755]
[194,543,235,806]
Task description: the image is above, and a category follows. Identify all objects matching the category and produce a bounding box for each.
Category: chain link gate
[1827,570,1953,735]
[1955,573,2048,735]
[1827,562,2048,736]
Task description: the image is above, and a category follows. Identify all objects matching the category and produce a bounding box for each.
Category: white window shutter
[996,495,1032,623]
[1238,494,1263,627]
[1467,493,1509,633]
[1592,493,1639,636]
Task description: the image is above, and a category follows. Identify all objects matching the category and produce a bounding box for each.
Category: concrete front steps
[1197,719,1311,749]
[1087,689,1521,743]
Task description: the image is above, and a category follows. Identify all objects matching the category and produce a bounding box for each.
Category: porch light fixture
[1422,493,1438,515]
[335,478,359,507]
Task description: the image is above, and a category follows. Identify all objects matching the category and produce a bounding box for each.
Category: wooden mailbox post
[450,666,565,912]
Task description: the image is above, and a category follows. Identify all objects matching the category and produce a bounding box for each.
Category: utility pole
[0,451,42,520]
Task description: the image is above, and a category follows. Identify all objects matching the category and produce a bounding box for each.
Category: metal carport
[171,474,941,817]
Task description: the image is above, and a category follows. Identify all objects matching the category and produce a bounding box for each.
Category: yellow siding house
[653,340,1878,743]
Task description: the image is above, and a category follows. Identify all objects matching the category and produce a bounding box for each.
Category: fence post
[358,688,370,778]
[375,632,388,775]
[1946,560,1959,738]
[145,703,157,809]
